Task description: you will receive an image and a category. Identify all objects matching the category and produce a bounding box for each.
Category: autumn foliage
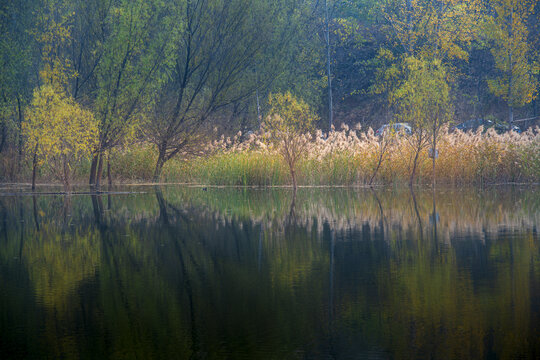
[173,124,540,186]
[23,85,98,189]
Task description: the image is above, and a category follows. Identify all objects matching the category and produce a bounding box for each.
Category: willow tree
[392,57,452,186]
[88,0,170,187]
[484,0,538,123]
[146,0,283,182]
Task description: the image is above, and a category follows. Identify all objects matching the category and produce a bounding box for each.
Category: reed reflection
[0,187,537,359]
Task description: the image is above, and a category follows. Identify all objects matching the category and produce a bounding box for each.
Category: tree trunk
[288,162,297,190]
[32,194,40,231]
[0,121,6,153]
[432,152,436,187]
[369,149,384,186]
[324,0,333,130]
[63,155,70,193]
[410,187,423,238]
[432,136,436,187]
[96,151,104,188]
[107,151,112,186]
[406,0,412,53]
[432,187,437,241]
[508,5,513,124]
[62,195,71,227]
[155,186,169,224]
[410,149,420,187]
[16,95,23,179]
[288,187,297,222]
[256,85,262,129]
[31,143,38,191]
[153,149,166,183]
[91,193,104,226]
[89,153,98,186]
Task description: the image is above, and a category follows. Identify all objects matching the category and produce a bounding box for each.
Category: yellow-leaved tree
[484,0,538,123]
[391,56,452,186]
[24,85,98,190]
[376,0,479,128]
[23,5,98,191]
[381,0,481,60]
[263,92,318,190]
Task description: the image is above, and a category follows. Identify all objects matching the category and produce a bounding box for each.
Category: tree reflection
[32,194,40,231]
[370,187,386,236]
[0,188,538,358]
[91,193,104,227]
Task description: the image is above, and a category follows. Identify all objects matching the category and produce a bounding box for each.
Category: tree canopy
[0,0,538,184]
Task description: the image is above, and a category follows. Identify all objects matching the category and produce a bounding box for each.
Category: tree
[88,0,170,187]
[392,56,452,186]
[145,0,284,182]
[255,0,326,119]
[0,0,38,170]
[23,85,98,190]
[324,0,334,130]
[380,0,481,60]
[369,127,394,186]
[484,0,538,123]
[22,1,98,191]
[263,92,318,190]
[375,0,479,132]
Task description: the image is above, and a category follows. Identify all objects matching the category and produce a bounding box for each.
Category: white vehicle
[375,123,412,136]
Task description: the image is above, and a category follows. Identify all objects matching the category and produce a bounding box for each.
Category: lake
[0,186,539,359]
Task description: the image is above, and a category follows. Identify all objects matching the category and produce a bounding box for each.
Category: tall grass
[171,125,540,186]
[4,125,538,185]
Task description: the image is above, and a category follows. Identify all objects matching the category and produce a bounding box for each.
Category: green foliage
[484,0,538,109]
[265,92,318,134]
[263,92,318,188]
[32,0,75,92]
[93,0,169,150]
[20,2,99,188]
[1,0,540,186]
[0,1,35,98]
[392,57,452,131]
[380,0,481,60]
[391,56,453,183]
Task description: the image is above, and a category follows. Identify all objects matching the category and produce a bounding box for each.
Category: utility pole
[324,0,333,130]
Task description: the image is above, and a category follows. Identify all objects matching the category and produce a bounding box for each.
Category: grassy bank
[2,126,539,186]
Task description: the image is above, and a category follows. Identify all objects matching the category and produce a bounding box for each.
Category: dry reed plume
[171,124,539,186]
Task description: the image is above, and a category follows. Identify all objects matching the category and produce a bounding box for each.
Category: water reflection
[0,186,539,359]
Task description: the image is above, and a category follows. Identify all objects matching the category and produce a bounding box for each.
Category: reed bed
[169,125,540,186]
[15,124,535,185]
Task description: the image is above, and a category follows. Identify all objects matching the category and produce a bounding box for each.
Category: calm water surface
[0,186,539,359]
